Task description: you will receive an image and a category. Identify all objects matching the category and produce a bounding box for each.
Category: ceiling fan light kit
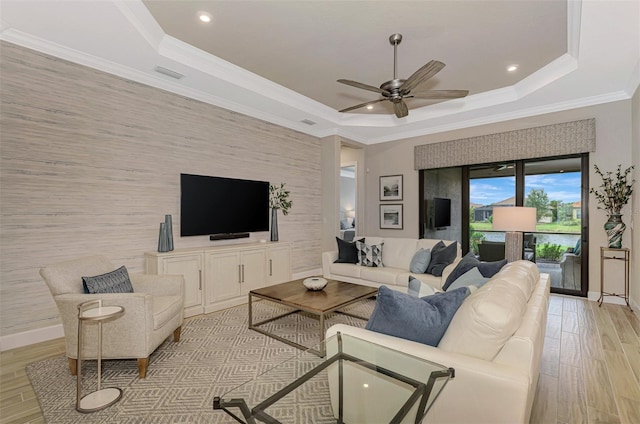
[338,33,469,118]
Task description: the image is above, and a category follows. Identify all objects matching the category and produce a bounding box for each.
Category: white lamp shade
[492,207,537,232]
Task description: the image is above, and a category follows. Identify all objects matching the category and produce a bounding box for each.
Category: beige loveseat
[322,237,461,292]
[327,260,550,423]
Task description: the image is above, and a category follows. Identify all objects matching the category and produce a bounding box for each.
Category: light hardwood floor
[1,295,639,424]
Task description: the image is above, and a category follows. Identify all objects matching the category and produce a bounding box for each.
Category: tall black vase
[270,208,279,242]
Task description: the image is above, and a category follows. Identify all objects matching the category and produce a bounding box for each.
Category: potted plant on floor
[590,164,635,248]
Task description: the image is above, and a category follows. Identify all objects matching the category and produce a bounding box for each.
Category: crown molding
[358,90,632,145]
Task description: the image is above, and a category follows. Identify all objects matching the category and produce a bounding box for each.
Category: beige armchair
[40,255,184,378]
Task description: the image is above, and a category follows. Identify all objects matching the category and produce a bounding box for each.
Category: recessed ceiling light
[366,105,374,110]
[198,12,212,23]
[507,65,518,72]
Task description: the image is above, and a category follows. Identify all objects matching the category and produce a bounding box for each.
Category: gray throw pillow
[446,267,490,291]
[356,241,384,267]
[82,265,134,294]
[409,248,431,273]
[443,252,507,290]
[365,285,469,346]
[477,258,508,278]
[426,241,457,276]
[334,237,364,264]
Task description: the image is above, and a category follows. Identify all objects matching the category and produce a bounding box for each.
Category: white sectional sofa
[327,260,550,424]
[322,237,461,292]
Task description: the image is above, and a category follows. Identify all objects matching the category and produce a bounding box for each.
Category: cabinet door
[240,249,266,294]
[161,255,202,313]
[205,252,242,304]
[267,246,292,285]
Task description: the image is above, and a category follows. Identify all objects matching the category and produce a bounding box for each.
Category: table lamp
[492,207,537,262]
[346,209,355,226]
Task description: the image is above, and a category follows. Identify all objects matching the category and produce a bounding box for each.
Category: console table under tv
[145,241,292,317]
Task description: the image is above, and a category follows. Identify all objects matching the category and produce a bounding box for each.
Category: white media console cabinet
[145,241,292,317]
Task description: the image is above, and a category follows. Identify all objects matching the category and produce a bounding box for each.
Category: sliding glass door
[461,155,588,296]
[421,154,588,296]
[468,163,515,259]
[524,156,587,295]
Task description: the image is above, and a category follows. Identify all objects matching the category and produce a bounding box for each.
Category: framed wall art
[380,204,403,230]
[379,175,403,201]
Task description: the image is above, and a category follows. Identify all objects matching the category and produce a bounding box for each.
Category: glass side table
[214,332,454,424]
[76,299,125,413]
[599,247,631,311]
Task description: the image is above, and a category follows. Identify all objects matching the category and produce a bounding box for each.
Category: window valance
[414,118,595,170]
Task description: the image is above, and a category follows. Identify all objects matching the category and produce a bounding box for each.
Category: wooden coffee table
[248,279,377,356]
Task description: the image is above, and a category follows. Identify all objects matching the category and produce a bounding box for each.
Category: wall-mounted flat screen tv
[433,197,451,228]
[180,173,269,237]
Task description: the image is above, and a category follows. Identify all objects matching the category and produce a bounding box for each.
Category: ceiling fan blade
[337,79,388,95]
[393,100,409,118]
[400,60,445,93]
[411,89,469,99]
[339,98,387,113]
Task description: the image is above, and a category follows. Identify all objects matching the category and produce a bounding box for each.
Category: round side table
[76,299,125,413]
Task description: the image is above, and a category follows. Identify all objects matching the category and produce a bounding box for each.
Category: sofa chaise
[327,260,550,423]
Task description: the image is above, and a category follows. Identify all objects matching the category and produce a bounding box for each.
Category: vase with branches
[269,183,292,241]
[589,164,635,248]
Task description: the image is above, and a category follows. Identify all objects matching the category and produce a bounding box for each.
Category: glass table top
[214,332,453,424]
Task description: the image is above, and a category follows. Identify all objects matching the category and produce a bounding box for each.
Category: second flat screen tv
[180,173,270,237]
[433,197,451,228]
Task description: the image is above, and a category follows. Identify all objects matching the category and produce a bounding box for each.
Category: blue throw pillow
[409,248,431,273]
[365,285,469,346]
[426,241,457,276]
[446,267,489,291]
[574,239,581,256]
[82,266,133,294]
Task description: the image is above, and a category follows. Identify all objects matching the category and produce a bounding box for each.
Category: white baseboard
[0,324,64,352]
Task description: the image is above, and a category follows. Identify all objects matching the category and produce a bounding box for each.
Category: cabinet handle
[199,270,202,290]
[242,264,245,282]
[238,265,242,283]
[269,259,273,276]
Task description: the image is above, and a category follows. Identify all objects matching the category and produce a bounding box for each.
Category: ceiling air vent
[154,66,184,80]
[300,119,316,126]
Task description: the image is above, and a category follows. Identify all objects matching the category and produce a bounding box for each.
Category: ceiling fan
[337,33,469,118]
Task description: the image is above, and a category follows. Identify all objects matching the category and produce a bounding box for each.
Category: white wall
[363,100,635,303]
[0,42,322,341]
[631,86,640,313]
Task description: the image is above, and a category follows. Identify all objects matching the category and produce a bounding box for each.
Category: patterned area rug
[27,299,374,423]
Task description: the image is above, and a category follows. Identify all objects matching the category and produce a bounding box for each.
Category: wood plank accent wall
[0,42,322,337]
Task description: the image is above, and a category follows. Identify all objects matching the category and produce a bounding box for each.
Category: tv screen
[180,173,269,237]
[433,197,451,228]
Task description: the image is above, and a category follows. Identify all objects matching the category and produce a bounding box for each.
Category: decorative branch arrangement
[589,164,635,215]
[269,183,293,215]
